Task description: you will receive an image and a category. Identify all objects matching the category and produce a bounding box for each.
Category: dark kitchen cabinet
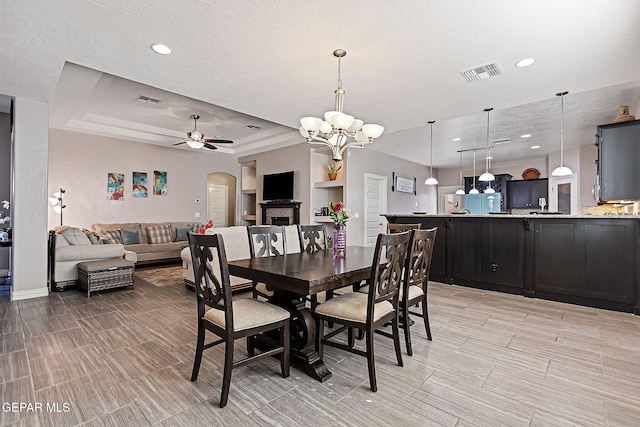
[507,179,548,209]
[596,120,640,202]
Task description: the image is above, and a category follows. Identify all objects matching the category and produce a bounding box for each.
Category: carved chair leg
[403,300,413,356]
[191,321,205,381]
[365,328,377,392]
[391,315,404,367]
[219,338,234,408]
[422,297,432,341]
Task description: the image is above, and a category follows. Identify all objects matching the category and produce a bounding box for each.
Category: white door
[364,173,387,247]
[208,184,228,226]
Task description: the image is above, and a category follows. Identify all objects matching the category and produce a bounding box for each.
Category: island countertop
[383,213,640,219]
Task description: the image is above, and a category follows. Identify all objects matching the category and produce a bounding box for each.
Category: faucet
[461,208,471,214]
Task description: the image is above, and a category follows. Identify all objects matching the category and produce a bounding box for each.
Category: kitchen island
[384,214,640,314]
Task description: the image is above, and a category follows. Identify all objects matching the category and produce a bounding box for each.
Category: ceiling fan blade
[203,139,233,144]
[202,143,218,150]
[171,141,187,146]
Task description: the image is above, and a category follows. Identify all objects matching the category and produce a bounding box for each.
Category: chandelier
[300,49,384,161]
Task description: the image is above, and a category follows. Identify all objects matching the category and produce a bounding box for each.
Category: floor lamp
[49,188,66,226]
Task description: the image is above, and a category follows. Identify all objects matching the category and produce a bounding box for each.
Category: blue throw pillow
[120,228,140,245]
[175,227,191,242]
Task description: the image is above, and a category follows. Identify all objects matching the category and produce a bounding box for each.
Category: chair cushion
[255,282,274,297]
[358,283,423,300]
[314,292,394,323]
[147,224,173,244]
[204,299,289,331]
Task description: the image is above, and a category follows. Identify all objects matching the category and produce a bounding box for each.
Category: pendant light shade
[425,120,438,185]
[478,107,495,182]
[551,91,574,177]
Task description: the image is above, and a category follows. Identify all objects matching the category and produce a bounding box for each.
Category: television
[262,171,294,201]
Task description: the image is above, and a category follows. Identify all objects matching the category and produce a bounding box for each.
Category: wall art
[133,172,148,198]
[108,173,125,200]
[153,170,167,196]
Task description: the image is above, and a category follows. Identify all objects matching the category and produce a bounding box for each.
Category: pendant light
[484,147,496,193]
[455,151,465,195]
[478,107,495,182]
[425,120,438,185]
[469,149,479,194]
[551,91,573,177]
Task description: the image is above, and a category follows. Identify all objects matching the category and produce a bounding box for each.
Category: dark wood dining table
[227,246,375,382]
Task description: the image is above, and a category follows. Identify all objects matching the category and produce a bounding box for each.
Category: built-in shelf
[242,189,256,194]
[241,214,256,221]
[314,180,344,188]
[314,216,334,223]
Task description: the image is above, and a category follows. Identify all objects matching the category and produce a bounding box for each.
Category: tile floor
[1,269,640,426]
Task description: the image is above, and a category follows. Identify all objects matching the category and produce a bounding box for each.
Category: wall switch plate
[353,212,360,218]
[195,212,200,218]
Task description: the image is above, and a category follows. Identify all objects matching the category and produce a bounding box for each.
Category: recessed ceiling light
[515,58,535,68]
[530,145,541,149]
[521,134,531,138]
[150,43,172,55]
[452,138,461,142]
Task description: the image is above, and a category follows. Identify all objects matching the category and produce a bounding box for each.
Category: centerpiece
[329,201,349,258]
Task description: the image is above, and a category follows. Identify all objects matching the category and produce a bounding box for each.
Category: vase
[328,172,338,181]
[333,225,346,258]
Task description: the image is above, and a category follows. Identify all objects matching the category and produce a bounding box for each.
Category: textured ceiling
[2,0,640,167]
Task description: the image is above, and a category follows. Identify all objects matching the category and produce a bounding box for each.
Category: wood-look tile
[81,404,151,427]
[21,313,79,339]
[530,409,588,427]
[26,327,91,360]
[75,311,132,335]
[88,323,151,354]
[0,349,30,384]
[101,340,179,382]
[604,400,640,427]
[0,331,25,354]
[0,376,36,426]
[29,345,107,390]
[507,334,603,373]
[601,353,640,382]
[66,299,118,319]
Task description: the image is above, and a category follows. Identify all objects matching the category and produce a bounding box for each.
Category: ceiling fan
[172,114,233,150]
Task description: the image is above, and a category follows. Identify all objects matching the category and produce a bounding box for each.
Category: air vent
[492,138,512,145]
[460,62,503,83]
[136,95,161,104]
[246,124,261,130]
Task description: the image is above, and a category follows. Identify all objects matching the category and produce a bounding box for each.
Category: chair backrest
[366,231,411,316]
[298,224,328,253]
[284,225,302,254]
[188,233,233,325]
[405,227,437,294]
[248,225,287,257]
[387,223,421,234]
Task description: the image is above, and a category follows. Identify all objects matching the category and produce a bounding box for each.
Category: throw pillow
[120,228,140,245]
[82,228,103,245]
[147,224,173,244]
[59,228,92,246]
[175,227,191,242]
[97,229,123,244]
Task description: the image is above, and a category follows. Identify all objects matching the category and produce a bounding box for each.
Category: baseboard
[11,287,49,301]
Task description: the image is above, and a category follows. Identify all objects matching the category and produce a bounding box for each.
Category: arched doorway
[207,173,236,227]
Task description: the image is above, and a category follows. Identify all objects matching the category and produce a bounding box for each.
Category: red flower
[333,203,342,212]
[198,228,205,234]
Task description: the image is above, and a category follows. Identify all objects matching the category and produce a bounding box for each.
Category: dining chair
[247,225,287,300]
[399,227,437,355]
[358,228,437,355]
[297,224,329,309]
[188,233,290,408]
[314,231,411,392]
[387,223,421,234]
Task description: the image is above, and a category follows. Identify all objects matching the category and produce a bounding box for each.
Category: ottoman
[77,258,135,297]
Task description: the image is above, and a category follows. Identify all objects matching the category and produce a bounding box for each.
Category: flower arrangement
[198,220,214,234]
[329,201,349,226]
[327,163,342,174]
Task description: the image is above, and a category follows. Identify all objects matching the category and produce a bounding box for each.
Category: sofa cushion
[98,229,124,244]
[147,224,173,244]
[149,241,188,253]
[122,243,151,254]
[59,228,92,246]
[175,227,191,242]
[55,243,125,262]
[120,228,140,245]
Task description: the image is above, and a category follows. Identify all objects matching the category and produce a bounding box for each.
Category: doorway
[364,173,387,247]
[206,173,236,227]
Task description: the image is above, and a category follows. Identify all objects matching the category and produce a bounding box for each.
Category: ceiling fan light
[362,124,384,139]
[551,165,573,176]
[186,140,205,149]
[425,177,438,185]
[478,172,495,182]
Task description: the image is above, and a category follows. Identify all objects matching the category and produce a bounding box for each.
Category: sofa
[92,221,200,265]
[48,226,137,291]
[180,225,301,292]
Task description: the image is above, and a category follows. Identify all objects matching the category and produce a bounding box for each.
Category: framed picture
[107,173,125,200]
[393,173,416,194]
[132,172,148,198]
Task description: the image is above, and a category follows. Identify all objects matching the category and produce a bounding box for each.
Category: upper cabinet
[596,120,640,203]
[507,179,548,209]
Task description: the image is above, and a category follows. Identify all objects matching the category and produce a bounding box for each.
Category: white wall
[13,98,49,300]
[48,129,241,230]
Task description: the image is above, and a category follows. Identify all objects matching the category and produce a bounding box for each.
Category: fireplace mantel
[260,201,301,225]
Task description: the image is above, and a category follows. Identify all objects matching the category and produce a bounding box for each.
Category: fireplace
[260,201,301,225]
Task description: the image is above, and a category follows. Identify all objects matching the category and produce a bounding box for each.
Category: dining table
[227,245,375,382]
